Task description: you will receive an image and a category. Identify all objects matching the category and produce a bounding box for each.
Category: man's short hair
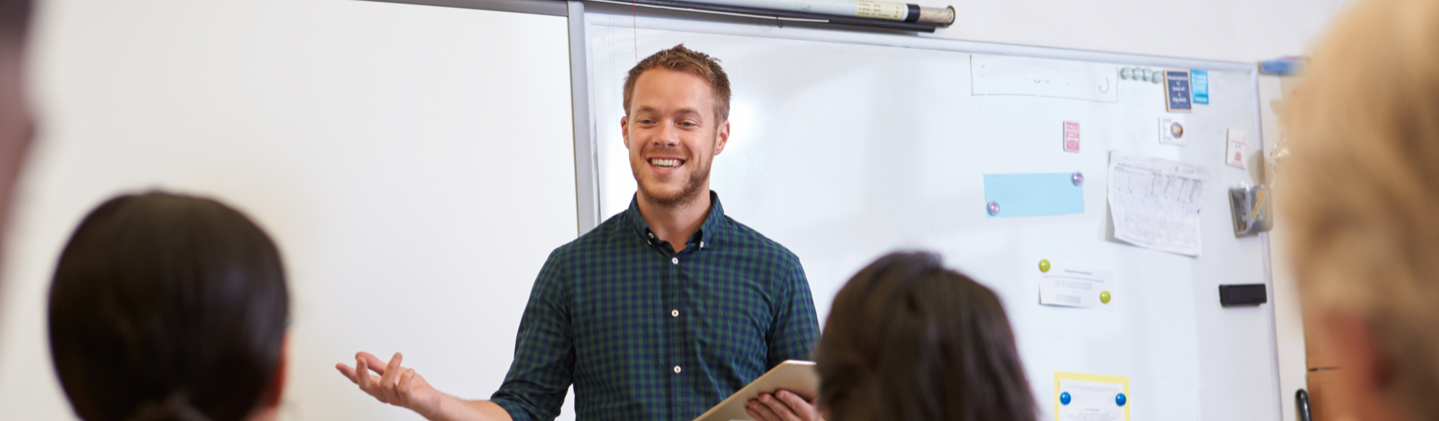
[622,44,732,123]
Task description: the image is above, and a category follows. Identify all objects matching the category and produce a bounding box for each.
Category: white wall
[0,0,577,420]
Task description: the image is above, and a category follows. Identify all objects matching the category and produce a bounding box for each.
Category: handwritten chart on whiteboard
[1107,151,1210,257]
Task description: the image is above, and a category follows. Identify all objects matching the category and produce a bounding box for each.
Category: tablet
[692,360,818,421]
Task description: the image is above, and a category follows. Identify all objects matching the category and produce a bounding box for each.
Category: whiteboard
[587,15,1277,421]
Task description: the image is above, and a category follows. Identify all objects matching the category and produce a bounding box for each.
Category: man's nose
[652,121,680,147]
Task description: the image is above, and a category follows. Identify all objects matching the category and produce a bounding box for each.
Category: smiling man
[339,45,821,421]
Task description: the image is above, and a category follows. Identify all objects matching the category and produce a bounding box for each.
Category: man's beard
[636,157,710,208]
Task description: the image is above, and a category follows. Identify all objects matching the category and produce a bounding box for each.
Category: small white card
[1056,377,1128,421]
[1159,117,1186,145]
[1226,129,1247,168]
[1040,264,1114,309]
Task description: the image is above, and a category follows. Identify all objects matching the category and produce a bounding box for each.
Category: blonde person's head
[1284,0,1439,420]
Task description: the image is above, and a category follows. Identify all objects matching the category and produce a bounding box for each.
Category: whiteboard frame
[355,1,1287,418]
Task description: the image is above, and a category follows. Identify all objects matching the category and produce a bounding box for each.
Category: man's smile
[648,157,686,170]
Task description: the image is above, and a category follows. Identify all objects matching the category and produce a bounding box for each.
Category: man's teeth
[651,158,681,169]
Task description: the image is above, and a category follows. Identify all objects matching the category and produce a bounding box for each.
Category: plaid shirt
[490,192,820,421]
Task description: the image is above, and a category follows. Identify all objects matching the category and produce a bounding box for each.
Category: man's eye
[680,121,697,127]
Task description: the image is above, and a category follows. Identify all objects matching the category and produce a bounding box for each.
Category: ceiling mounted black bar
[583,0,938,33]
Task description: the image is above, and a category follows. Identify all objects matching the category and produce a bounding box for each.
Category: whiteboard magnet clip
[1116,393,1127,406]
[987,201,1000,216]
[1072,172,1084,186]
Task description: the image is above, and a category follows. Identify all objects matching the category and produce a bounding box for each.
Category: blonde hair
[622,44,731,122]
[1284,0,1439,418]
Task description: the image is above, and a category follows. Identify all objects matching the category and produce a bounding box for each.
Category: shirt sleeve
[490,250,575,421]
[766,257,821,368]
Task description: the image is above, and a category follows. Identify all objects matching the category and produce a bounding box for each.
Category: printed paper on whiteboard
[1107,151,1209,257]
[1040,264,1114,309]
[1054,372,1130,421]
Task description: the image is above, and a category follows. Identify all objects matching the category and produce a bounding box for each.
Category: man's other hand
[337,352,444,418]
[746,389,821,421]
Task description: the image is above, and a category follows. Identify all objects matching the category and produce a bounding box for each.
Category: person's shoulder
[546,211,629,261]
[718,215,802,269]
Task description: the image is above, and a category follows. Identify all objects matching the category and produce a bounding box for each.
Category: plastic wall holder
[1228,185,1272,236]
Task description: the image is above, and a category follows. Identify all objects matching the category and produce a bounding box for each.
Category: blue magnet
[1072,172,1084,186]
[1060,392,1071,405]
[1116,393,1127,407]
[987,201,1000,216]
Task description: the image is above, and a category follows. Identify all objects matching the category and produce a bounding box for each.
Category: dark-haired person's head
[816,251,1036,421]
[0,0,35,274]
[48,192,290,421]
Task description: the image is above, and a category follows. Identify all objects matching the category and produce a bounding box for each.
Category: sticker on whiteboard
[1159,117,1185,145]
[1063,121,1080,152]
[1226,129,1247,168]
[1055,372,1130,421]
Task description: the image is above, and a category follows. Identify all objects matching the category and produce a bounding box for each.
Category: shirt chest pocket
[688,284,772,373]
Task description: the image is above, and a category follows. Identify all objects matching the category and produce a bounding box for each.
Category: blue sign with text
[1165,70,1192,112]
[1191,70,1209,105]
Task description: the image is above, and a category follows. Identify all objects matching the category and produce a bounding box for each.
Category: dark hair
[0,0,32,39]
[816,251,1037,421]
[48,192,290,421]
[622,44,732,122]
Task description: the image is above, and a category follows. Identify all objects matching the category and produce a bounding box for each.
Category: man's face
[622,68,729,207]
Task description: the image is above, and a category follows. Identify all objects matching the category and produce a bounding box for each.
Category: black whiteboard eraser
[1219,284,1267,306]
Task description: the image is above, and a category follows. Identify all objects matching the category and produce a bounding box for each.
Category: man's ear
[714,120,730,156]
[263,334,290,409]
[621,115,631,149]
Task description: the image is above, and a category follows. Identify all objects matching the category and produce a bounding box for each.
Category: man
[338,45,823,421]
[0,0,35,275]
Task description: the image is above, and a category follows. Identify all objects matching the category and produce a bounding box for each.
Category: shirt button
[673,366,682,374]
[671,309,679,317]
[700,241,705,248]
[648,233,655,239]
[671,257,679,264]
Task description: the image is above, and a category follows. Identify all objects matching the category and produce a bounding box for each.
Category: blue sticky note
[983,173,1085,217]
[1191,69,1209,105]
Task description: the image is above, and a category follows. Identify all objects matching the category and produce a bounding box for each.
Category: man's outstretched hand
[746,389,822,421]
[337,352,444,419]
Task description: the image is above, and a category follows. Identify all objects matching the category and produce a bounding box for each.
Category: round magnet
[1100,290,1112,304]
[1152,71,1163,84]
[1120,68,1132,80]
[1141,68,1152,81]
[1072,172,1084,186]
[1060,392,1072,405]
[1116,393,1127,407]
[1039,259,1051,273]
[987,201,1000,215]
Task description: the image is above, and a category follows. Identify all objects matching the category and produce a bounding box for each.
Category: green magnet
[1100,291,1112,304]
[1039,259,1051,273]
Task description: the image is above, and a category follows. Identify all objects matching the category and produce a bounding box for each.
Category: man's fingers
[357,355,373,390]
[381,353,402,387]
[359,352,390,375]
[377,353,403,402]
[759,392,802,421]
[400,368,416,398]
[775,390,813,417]
[748,398,780,421]
[336,363,359,384]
